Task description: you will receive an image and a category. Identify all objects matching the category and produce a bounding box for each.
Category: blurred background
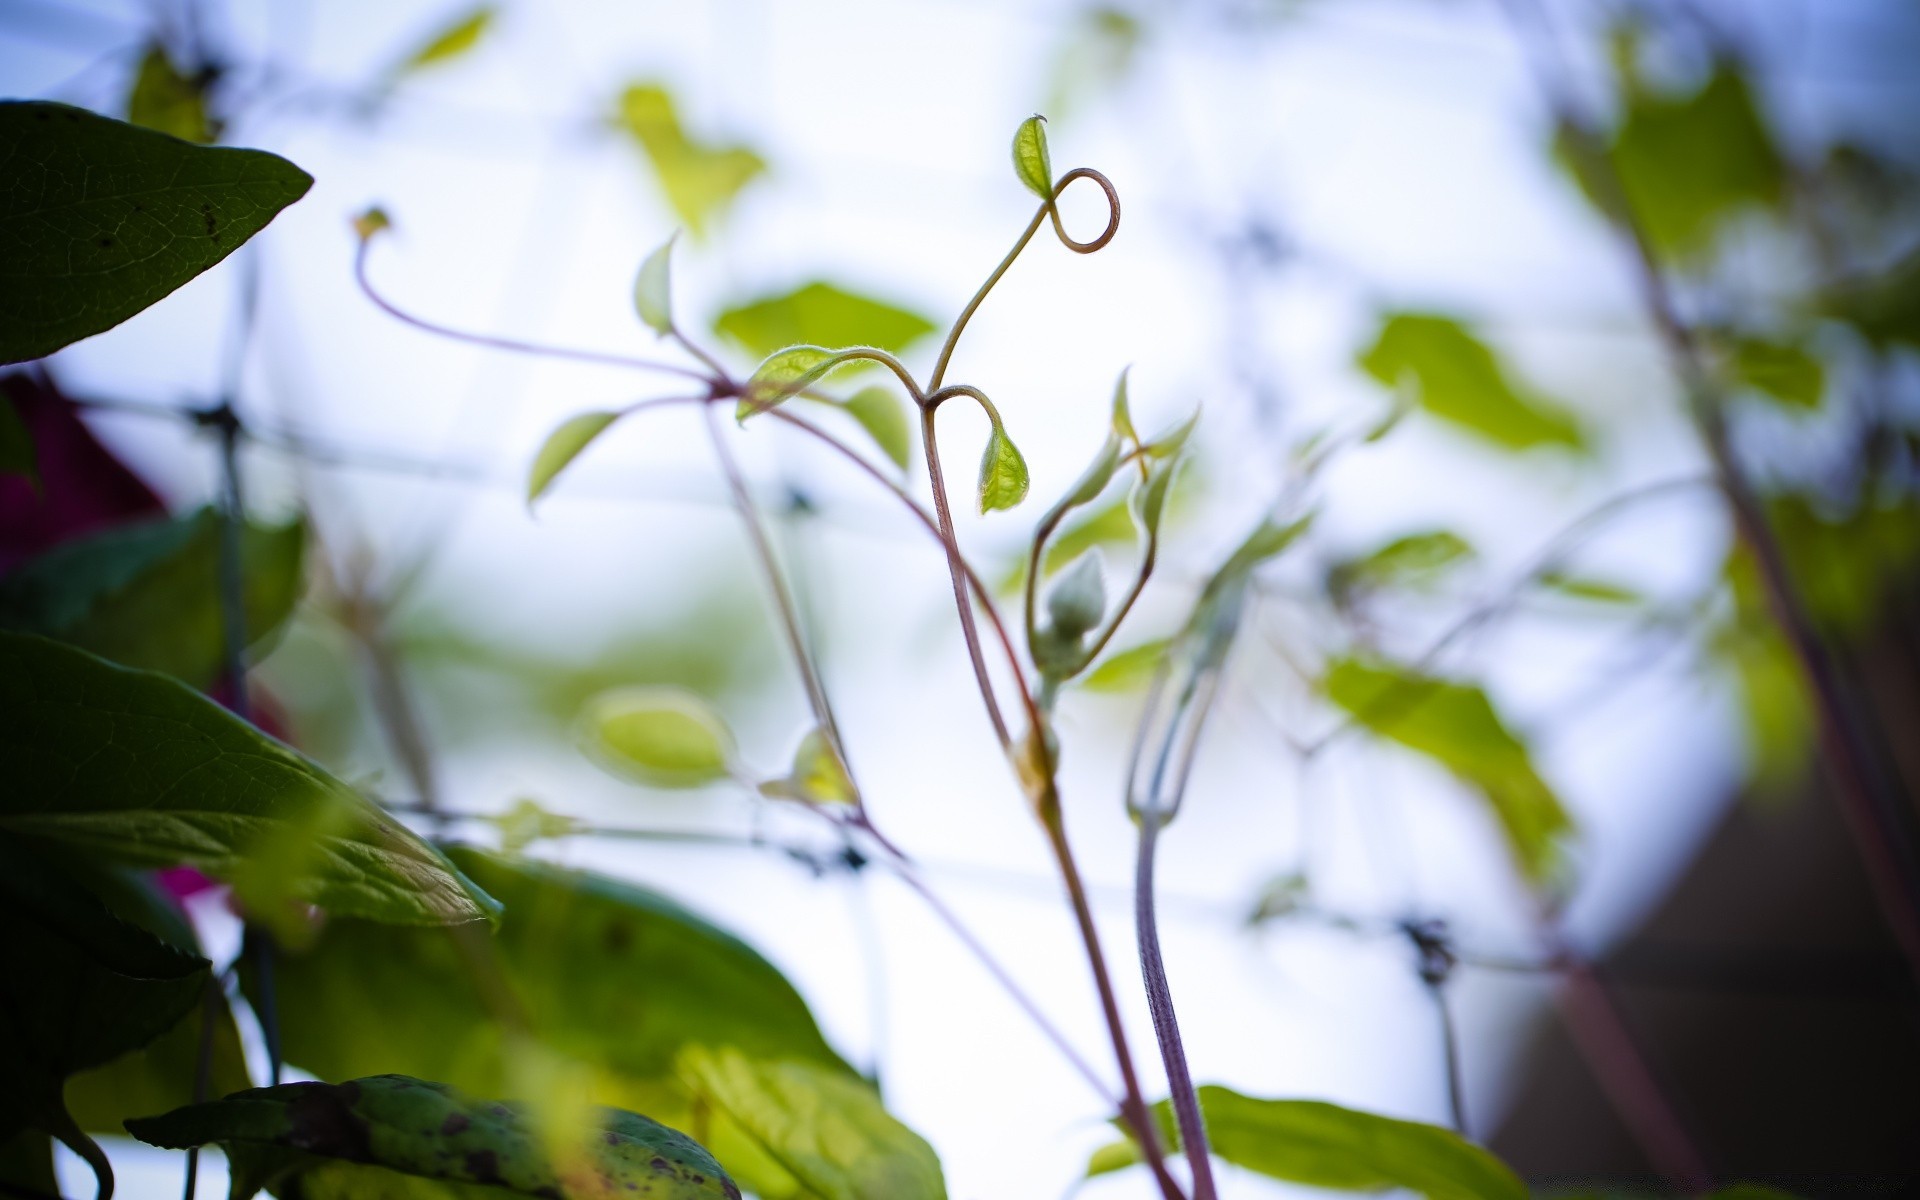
[4,0,1919,1195]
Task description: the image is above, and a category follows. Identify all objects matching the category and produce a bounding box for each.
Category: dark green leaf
[0,506,305,689]
[616,85,765,238]
[1324,658,1572,884]
[0,632,499,925]
[394,5,497,75]
[582,686,736,788]
[1829,247,1920,351]
[0,101,312,364]
[635,232,678,337]
[715,282,935,362]
[127,1074,738,1200]
[835,386,912,470]
[0,1131,56,1197]
[977,422,1030,513]
[126,45,214,143]
[1086,1086,1524,1200]
[1012,115,1053,199]
[0,391,35,485]
[1729,336,1824,409]
[527,410,619,506]
[678,1046,946,1200]
[1358,314,1583,452]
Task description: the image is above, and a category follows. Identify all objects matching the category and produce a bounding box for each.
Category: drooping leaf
[1011,115,1053,199]
[1729,336,1824,409]
[1046,7,1143,121]
[1358,313,1583,452]
[0,506,306,689]
[582,686,736,788]
[1085,1086,1525,1200]
[836,386,912,470]
[715,282,935,363]
[392,5,497,76]
[635,232,679,337]
[0,101,312,365]
[1081,638,1169,693]
[527,411,619,506]
[127,1074,739,1200]
[126,45,215,143]
[616,84,765,237]
[760,728,856,806]
[0,391,35,485]
[1331,530,1475,598]
[741,345,870,419]
[1324,658,1572,884]
[0,632,499,925]
[977,422,1030,514]
[678,1046,946,1200]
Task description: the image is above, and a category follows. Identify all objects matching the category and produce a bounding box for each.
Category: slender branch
[1135,812,1217,1199]
[919,403,1015,752]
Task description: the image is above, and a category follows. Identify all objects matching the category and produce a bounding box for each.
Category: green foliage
[1535,570,1642,607]
[1086,1086,1525,1200]
[1357,313,1583,452]
[715,282,935,363]
[582,686,737,788]
[0,1131,56,1198]
[393,5,498,76]
[0,392,35,485]
[743,345,868,418]
[837,386,913,470]
[527,411,620,505]
[1728,336,1824,409]
[760,728,857,806]
[1012,115,1053,198]
[616,84,765,237]
[677,1046,946,1200]
[635,232,679,337]
[1331,530,1475,598]
[1324,658,1572,885]
[0,632,499,925]
[0,507,305,690]
[0,101,311,365]
[127,1074,737,1200]
[1829,246,1920,350]
[1081,637,1169,693]
[977,420,1031,513]
[126,45,214,143]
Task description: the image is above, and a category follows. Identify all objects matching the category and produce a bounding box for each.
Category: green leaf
[1046,550,1106,639]
[1081,638,1169,693]
[126,45,214,143]
[0,506,306,689]
[1829,247,1920,351]
[1324,658,1573,884]
[485,797,583,855]
[581,686,736,788]
[1535,570,1642,606]
[1332,530,1475,597]
[527,410,619,506]
[715,282,935,362]
[634,232,678,337]
[1060,435,1123,511]
[741,345,868,419]
[1142,407,1199,460]
[394,5,497,75]
[616,84,765,238]
[678,1046,946,1200]
[1245,871,1310,926]
[1012,115,1053,199]
[1086,1086,1525,1200]
[1110,368,1138,443]
[0,391,35,485]
[0,1131,56,1198]
[0,101,313,365]
[1358,313,1583,452]
[760,728,856,806]
[0,631,499,925]
[127,1074,738,1200]
[977,422,1030,513]
[836,386,912,470]
[1729,336,1824,409]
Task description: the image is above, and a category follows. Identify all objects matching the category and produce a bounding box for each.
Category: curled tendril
[1045,167,1121,254]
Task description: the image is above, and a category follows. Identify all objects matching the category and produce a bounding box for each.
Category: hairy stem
[1135,812,1217,1199]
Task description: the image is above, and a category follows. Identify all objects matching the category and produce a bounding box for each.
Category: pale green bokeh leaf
[1081,638,1169,693]
[1143,407,1199,460]
[527,410,619,506]
[1324,658,1572,885]
[715,282,934,362]
[835,386,912,470]
[1359,313,1583,452]
[0,506,305,689]
[634,232,678,337]
[1332,530,1475,597]
[582,686,736,788]
[0,101,312,364]
[1012,115,1052,198]
[977,423,1030,513]
[616,84,765,237]
[1535,570,1643,606]
[1730,336,1824,409]
[126,45,214,143]
[1245,871,1310,926]
[393,5,497,76]
[760,727,856,806]
[0,632,499,925]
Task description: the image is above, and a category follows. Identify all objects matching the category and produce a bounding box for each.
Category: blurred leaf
[1560,63,1781,259]
[1324,658,1572,884]
[0,101,312,365]
[1142,407,1199,460]
[1085,1086,1525,1200]
[351,205,391,243]
[486,797,583,855]
[1829,247,1920,351]
[1044,496,1136,578]
[1046,7,1143,120]
[127,1074,737,1200]
[0,1131,55,1197]
[1751,491,1920,635]
[1245,871,1309,926]
[0,392,36,485]
[1110,368,1138,443]
[760,728,856,806]
[1081,637,1168,693]
[1046,550,1107,639]
[582,686,736,789]
[1012,115,1053,198]
[835,386,912,470]
[0,632,500,925]
[393,5,496,76]
[527,410,619,506]
[1358,313,1583,452]
[1535,570,1642,606]
[715,282,935,362]
[0,506,306,689]
[978,422,1030,513]
[1729,336,1824,409]
[126,45,214,143]
[616,84,765,237]
[1332,530,1474,598]
[678,1045,947,1200]
[634,232,678,337]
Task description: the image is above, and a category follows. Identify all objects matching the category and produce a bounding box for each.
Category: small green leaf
[1132,459,1177,537]
[1046,551,1107,639]
[1535,570,1642,605]
[715,282,935,362]
[634,232,678,337]
[1143,407,1199,459]
[1081,638,1169,693]
[1730,336,1824,409]
[351,205,391,243]
[1332,530,1475,597]
[0,392,36,485]
[527,410,619,506]
[977,422,1030,513]
[1245,871,1310,926]
[761,728,856,805]
[1060,435,1123,511]
[678,1046,947,1200]
[1110,368,1138,443]
[127,1074,737,1200]
[616,84,765,238]
[1086,1086,1525,1200]
[1358,313,1583,452]
[394,5,497,75]
[1012,115,1053,198]
[582,686,736,788]
[126,45,214,143]
[0,101,313,365]
[836,386,912,470]
[486,797,584,855]
[742,345,869,419]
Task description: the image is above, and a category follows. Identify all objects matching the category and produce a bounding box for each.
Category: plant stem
[918,405,1015,752]
[1135,811,1217,1199]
